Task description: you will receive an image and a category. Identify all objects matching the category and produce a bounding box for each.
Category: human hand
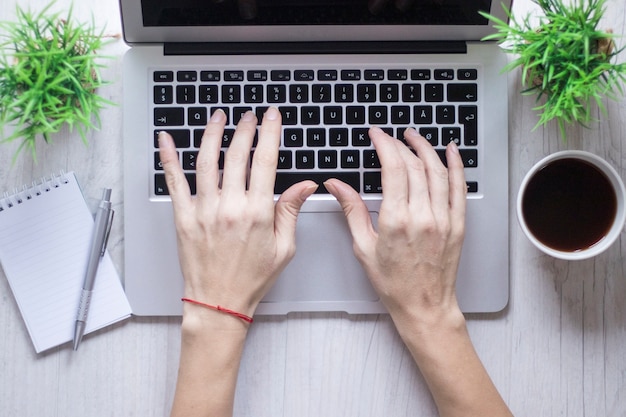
[325,127,467,326]
[158,107,317,319]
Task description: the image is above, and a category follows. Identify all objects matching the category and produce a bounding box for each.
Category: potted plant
[480,0,626,138]
[0,2,113,161]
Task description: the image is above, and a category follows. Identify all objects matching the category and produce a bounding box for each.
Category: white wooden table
[1,1,625,415]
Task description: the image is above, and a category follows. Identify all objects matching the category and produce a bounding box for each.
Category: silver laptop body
[121,0,511,315]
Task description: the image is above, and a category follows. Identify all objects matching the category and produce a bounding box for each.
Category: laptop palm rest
[262,212,379,304]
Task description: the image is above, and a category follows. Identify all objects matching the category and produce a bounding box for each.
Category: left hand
[158,107,317,319]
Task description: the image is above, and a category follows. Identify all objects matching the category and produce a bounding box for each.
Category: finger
[404,128,450,215]
[391,134,431,213]
[158,131,192,212]
[273,180,318,258]
[195,109,227,199]
[324,178,377,256]
[221,111,257,194]
[249,107,281,199]
[369,127,409,207]
[445,141,467,237]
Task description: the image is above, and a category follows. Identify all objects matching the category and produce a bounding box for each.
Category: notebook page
[0,173,132,353]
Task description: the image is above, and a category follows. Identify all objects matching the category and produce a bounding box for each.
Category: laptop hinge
[163,41,467,56]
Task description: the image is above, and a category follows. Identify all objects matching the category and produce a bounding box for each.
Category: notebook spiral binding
[0,171,69,212]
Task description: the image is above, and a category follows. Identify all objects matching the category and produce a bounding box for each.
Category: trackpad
[263,212,379,302]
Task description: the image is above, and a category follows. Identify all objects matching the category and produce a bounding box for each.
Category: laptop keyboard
[151,66,479,196]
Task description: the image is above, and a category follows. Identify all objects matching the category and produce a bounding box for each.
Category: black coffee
[522,158,617,252]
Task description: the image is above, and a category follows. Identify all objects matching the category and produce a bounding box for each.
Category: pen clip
[100,208,115,256]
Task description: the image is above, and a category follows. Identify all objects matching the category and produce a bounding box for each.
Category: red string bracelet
[181,298,254,323]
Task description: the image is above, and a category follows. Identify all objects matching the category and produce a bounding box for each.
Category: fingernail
[241,110,255,122]
[265,106,280,121]
[157,131,169,147]
[209,108,226,123]
[447,140,459,154]
[302,182,319,199]
[404,127,419,139]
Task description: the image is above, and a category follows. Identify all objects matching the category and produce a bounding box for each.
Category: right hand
[325,127,467,325]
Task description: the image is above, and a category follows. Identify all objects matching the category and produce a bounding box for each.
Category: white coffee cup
[517,151,626,260]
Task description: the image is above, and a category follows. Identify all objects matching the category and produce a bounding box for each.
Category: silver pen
[73,188,115,351]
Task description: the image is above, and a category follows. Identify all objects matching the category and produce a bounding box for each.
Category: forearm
[170,307,249,417]
[392,309,513,417]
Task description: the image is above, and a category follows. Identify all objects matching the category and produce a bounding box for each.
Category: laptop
[121,0,511,316]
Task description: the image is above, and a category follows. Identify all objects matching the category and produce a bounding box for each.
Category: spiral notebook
[0,172,132,353]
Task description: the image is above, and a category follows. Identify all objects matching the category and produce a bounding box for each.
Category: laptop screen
[141,0,491,27]
[121,0,510,44]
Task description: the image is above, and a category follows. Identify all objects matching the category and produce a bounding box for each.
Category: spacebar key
[274,172,360,194]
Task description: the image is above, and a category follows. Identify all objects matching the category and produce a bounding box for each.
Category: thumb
[274,180,318,246]
[324,179,377,253]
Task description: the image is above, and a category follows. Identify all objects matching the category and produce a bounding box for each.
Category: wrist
[181,300,252,337]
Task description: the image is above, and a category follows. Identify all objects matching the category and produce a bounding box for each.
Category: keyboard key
[277,151,292,169]
[414,106,433,124]
[155,173,196,195]
[335,84,354,102]
[222,85,241,103]
[364,69,384,80]
[296,150,315,169]
[294,70,314,81]
[224,70,244,81]
[312,84,332,103]
[284,128,304,147]
[380,84,399,102]
[346,106,366,124]
[278,106,298,124]
[357,84,377,102]
[274,172,360,194]
[434,69,454,80]
[436,105,455,124]
[459,105,478,146]
[363,172,382,193]
[402,84,421,102]
[369,106,388,124]
[200,71,220,81]
[271,70,291,81]
[418,127,438,146]
[341,70,361,80]
[244,85,263,103]
[199,85,218,103]
[267,85,287,103]
[177,71,197,82]
[391,106,411,124]
[458,69,478,80]
[307,128,326,147]
[318,70,338,81]
[301,106,320,125]
[466,181,478,193]
[323,106,343,125]
[154,108,184,126]
[176,85,195,104]
[447,84,478,102]
[188,107,207,126]
[154,71,174,82]
[436,149,477,168]
[363,150,381,168]
[247,70,267,81]
[154,85,173,104]
[290,85,309,103]
[154,129,190,148]
[388,69,408,80]
[341,150,360,168]
[424,84,444,102]
[329,128,349,146]
[318,150,337,169]
[411,69,431,80]
[442,127,461,146]
[183,151,198,170]
[352,128,370,146]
